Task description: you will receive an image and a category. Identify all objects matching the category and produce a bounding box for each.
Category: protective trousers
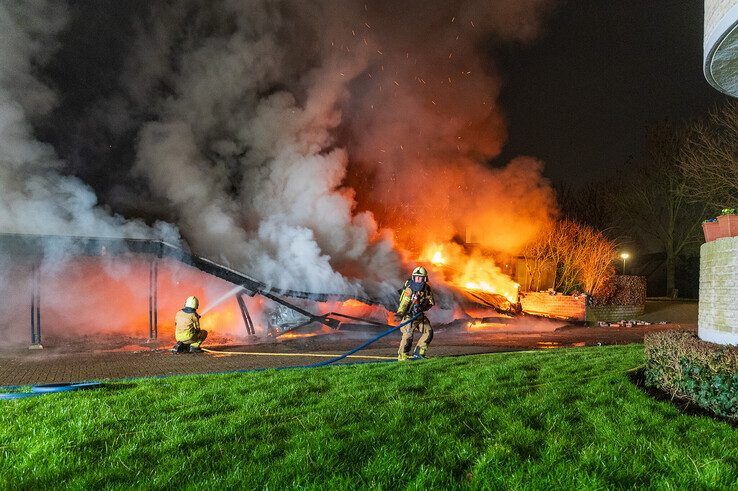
[176,329,208,348]
[398,316,433,356]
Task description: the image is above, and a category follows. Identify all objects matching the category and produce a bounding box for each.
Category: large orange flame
[419,242,519,303]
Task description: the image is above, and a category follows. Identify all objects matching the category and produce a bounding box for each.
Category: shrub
[644,331,738,420]
[590,275,647,307]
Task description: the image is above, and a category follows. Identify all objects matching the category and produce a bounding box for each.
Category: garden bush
[644,331,738,420]
[590,275,647,307]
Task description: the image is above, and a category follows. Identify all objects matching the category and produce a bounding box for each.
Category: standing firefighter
[396,266,435,361]
[172,296,208,353]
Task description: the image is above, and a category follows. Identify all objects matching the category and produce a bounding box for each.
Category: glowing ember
[278,326,331,340]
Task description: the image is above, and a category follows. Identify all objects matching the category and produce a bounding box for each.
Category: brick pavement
[0,323,695,386]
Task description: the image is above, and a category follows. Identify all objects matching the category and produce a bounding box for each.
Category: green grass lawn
[1,345,736,489]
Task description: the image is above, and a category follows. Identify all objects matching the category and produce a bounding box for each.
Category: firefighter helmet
[412,266,428,277]
[184,296,199,309]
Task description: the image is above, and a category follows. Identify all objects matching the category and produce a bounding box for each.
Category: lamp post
[620,252,630,275]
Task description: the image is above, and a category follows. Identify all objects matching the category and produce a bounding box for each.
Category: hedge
[590,275,647,307]
[644,331,738,420]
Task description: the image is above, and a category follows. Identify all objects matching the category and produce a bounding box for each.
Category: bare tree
[619,124,706,297]
[576,225,618,295]
[679,100,738,210]
[524,219,617,296]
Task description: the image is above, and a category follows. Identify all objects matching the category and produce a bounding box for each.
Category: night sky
[493,0,730,185]
[43,1,732,194]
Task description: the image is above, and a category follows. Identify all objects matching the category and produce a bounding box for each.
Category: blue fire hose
[304,313,419,368]
[0,382,102,400]
[0,313,420,400]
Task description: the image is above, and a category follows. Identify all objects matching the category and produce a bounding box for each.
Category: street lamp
[620,252,630,274]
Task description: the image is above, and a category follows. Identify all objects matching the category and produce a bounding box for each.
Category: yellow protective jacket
[396,280,435,319]
[175,309,201,342]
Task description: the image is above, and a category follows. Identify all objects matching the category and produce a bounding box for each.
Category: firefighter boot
[397,352,411,362]
[171,342,185,353]
[413,345,428,359]
[189,345,203,353]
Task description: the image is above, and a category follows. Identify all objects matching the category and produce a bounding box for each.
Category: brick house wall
[520,275,647,323]
[520,292,587,321]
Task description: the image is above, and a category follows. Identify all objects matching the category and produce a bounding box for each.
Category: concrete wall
[698,236,738,345]
[705,0,736,41]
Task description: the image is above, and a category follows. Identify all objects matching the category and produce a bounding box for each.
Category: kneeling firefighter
[396,266,435,361]
[172,296,208,353]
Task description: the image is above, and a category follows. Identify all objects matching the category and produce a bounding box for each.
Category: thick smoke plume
[2,0,557,301]
[117,0,557,295]
[0,1,174,241]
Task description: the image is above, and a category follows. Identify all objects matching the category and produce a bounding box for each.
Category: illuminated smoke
[2,1,558,302]
[344,1,558,254]
[0,1,174,345]
[116,0,557,296]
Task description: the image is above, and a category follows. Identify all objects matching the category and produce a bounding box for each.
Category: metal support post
[148,257,159,340]
[29,262,43,349]
[153,257,158,339]
[236,293,256,336]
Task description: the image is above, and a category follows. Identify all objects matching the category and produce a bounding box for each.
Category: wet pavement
[0,321,695,386]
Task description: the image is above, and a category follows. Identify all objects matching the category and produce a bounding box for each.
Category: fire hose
[0,313,421,401]
[0,382,102,400]
[204,312,421,363]
[201,349,394,360]
[303,312,420,368]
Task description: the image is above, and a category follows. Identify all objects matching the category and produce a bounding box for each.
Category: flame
[278,325,331,340]
[341,298,368,309]
[199,307,237,334]
[467,320,491,330]
[430,249,446,266]
[419,242,519,303]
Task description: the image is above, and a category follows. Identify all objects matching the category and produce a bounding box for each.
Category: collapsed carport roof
[0,233,381,306]
[0,233,517,347]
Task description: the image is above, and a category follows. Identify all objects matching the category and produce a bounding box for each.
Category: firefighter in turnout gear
[396,266,435,361]
[172,296,208,353]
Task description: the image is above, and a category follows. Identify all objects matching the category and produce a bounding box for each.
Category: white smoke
[0,1,174,241]
[125,0,401,296]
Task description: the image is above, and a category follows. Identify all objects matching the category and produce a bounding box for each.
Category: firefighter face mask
[412,275,426,284]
